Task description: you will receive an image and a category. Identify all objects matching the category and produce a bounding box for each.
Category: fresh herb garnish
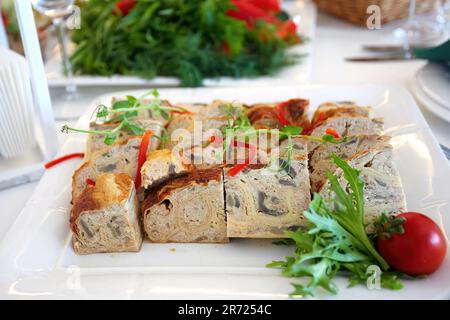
[70,0,302,87]
[62,89,183,145]
[268,154,404,297]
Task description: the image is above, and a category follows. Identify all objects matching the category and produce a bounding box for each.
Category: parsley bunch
[268,154,404,297]
[70,0,301,87]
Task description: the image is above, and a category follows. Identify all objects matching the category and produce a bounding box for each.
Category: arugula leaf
[288,259,339,297]
[344,262,403,290]
[268,154,401,296]
[272,238,296,246]
[326,154,389,270]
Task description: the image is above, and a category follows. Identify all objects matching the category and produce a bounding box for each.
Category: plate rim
[1,83,450,300]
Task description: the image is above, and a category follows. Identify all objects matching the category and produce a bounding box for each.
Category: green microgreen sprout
[62,89,186,145]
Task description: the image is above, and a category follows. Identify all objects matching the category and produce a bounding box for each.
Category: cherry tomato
[377,212,447,276]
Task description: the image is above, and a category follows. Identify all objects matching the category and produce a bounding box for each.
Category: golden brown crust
[71,161,91,202]
[141,168,223,213]
[246,99,310,129]
[282,98,310,128]
[246,105,278,128]
[311,105,371,125]
[72,137,143,201]
[145,149,173,161]
[70,173,133,233]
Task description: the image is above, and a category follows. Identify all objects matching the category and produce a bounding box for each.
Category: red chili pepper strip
[209,135,224,146]
[228,141,257,177]
[276,101,291,127]
[325,128,340,139]
[247,0,281,13]
[304,112,326,135]
[134,130,153,188]
[86,179,96,186]
[44,153,85,169]
[227,0,276,27]
[170,108,192,115]
[209,136,257,176]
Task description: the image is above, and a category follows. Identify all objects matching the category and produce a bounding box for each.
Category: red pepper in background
[44,153,85,169]
[222,42,231,55]
[277,20,298,41]
[114,0,136,16]
[247,0,281,13]
[227,0,299,43]
[86,178,96,186]
[325,128,340,139]
[276,100,291,127]
[134,130,153,188]
[1,10,9,28]
[227,0,278,28]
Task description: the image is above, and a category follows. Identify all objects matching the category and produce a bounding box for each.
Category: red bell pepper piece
[134,130,153,188]
[227,0,277,27]
[277,20,298,41]
[228,140,257,177]
[247,0,281,13]
[276,100,291,127]
[303,112,326,135]
[325,128,340,139]
[114,0,136,16]
[86,178,96,186]
[209,135,256,176]
[170,107,192,115]
[44,153,85,169]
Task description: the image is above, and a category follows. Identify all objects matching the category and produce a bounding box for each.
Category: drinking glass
[393,0,446,48]
[31,0,79,120]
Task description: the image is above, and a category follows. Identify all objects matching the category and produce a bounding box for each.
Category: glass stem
[408,0,417,24]
[53,18,77,96]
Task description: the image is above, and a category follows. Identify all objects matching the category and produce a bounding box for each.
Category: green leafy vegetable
[268,154,404,297]
[280,125,303,137]
[71,0,302,87]
[62,89,183,145]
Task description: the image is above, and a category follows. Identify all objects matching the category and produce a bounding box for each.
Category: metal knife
[362,44,413,52]
[345,55,415,62]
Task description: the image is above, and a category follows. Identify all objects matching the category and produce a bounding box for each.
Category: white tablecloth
[0,13,449,243]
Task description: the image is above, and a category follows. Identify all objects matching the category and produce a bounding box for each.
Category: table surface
[1,12,449,244]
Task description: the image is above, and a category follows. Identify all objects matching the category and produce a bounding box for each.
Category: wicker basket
[313,0,436,26]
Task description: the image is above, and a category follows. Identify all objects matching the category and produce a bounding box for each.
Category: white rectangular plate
[1,84,450,300]
[45,1,316,87]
